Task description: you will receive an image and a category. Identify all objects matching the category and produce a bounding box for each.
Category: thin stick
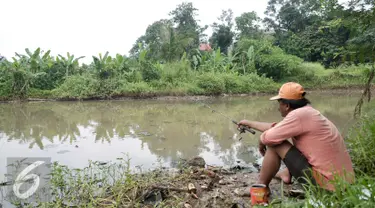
[151,185,189,192]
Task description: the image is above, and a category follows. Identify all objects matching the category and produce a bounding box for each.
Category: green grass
[0,61,372,101]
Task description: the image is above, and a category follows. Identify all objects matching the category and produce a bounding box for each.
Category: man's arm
[260,112,302,146]
[238,120,276,132]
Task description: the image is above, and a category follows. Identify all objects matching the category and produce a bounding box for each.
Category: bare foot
[275,168,292,184]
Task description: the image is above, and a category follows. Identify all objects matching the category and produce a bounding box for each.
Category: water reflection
[0,93,359,174]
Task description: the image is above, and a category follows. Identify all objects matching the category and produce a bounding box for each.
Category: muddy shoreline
[0,86,372,103]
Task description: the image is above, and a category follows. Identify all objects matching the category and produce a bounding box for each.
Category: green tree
[209,9,235,54]
[129,19,179,61]
[349,0,375,117]
[169,2,208,55]
[235,11,262,39]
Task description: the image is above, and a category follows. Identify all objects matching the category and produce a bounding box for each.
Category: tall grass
[6,156,184,207]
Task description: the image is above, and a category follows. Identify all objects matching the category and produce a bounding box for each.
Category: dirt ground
[140,156,304,208]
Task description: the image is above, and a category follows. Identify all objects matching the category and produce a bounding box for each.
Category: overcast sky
[0,0,350,63]
[0,0,270,63]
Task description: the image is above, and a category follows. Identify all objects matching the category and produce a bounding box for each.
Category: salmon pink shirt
[260,105,355,190]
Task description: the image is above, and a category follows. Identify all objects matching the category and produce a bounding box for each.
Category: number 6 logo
[13,161,45,199]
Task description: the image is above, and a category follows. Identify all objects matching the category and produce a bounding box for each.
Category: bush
[185,82,204,95]
[140,61,161,82]
[96,78,122,98]
[239,73,279,92]
[161,62,192,84]
[196,73,225,95]
[53,74,99,99]
[149,80,174,89]
[346,103,375,175]
[28,88,54,98]
[119,82,153,95]
[304,175,375,208]
[0,69,13,98]
[235,37,304,81]
[125,70,143,83]
[31,63,66,90]
[282,62,323,82]
[218,73,243,94]
[256,48,303,81]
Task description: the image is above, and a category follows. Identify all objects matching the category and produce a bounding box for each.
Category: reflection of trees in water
[0,95,358,165]
[0,105,81,149]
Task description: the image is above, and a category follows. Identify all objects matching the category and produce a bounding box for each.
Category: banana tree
[223,46,240,72]
[58,52,85,77]
[92,51,109,72]
[112,54,131,73]
[199,48,226,72]
[241,46,255,74]
[92,52,117,79]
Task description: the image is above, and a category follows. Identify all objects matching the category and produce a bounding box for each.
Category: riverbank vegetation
[0,0,374,101]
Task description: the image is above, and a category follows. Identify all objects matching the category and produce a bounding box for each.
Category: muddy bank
[104,157,303,208]
[0,156,304,208]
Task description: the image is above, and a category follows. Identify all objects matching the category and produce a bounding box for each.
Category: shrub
[161,62,192,84]
[346,103,375,175]
[185,82,204,95]
[125,70,143,83]
[196,73,225,95]
[0,69,13,98]
[53,74,99,99]
[96,78,122,98]
[140,61,161,82]
[31,63,66,90]
[218,73,243,94]
[282,62,323,82]
[235,38,304,81]
[256,49,303,81]
[119,82,153,95]
[239,73,279,92]
[149,80,174,89]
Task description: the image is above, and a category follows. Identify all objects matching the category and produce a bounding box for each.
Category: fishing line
[195,100,256,137]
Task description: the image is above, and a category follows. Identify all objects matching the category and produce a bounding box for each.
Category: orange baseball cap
[270,82,305,100]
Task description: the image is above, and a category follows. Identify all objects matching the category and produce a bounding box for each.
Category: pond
[0,91,360,181]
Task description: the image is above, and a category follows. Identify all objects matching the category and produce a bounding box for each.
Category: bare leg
[275,168,292,184]
[257,141,293,186]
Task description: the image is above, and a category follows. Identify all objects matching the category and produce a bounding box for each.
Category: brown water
[0,92,360,180]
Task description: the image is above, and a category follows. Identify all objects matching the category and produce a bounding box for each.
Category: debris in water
[183,156,206,168]
[44,144,59,149]
[184,202,192,208]
[229,164,256,173]
[138,131,153,136]
[57,150,70,154]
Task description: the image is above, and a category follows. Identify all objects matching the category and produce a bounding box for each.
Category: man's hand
[239,120,267,155]
[259,140,267,156]
[237,120,275,133]
[237,120,251,129]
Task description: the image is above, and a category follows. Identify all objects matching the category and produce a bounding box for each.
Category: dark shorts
[283,146,317,185]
